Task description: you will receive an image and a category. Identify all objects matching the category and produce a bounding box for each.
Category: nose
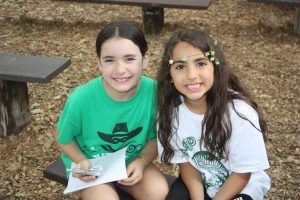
[115,61,126,75]
[186,65,197,80]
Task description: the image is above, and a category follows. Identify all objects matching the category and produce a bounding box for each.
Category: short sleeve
[56,94,82,144]
[228,107,269,173]
[169,135,188,163]
[147,111,157,141]
[146,81,157,141]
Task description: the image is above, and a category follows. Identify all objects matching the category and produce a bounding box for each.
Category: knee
[144,178,169,200]
[79,184,119,200]
[157,183,169,199]
[80,191,119,200]
[157,182,169,199]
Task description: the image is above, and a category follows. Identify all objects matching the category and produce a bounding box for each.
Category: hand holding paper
[64,147,128,194]
[118,157,145,186]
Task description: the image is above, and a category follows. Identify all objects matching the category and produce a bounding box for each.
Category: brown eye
[175,64,185,70]
[196,61,206,68]
[126,57,136,62]
[104,59,113,63]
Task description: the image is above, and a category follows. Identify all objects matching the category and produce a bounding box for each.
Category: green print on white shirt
[182,137,229,188]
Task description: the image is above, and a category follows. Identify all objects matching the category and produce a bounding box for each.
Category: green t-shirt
[57,76,157,173]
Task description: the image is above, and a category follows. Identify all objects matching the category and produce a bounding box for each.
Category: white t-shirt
[157,99,270,200]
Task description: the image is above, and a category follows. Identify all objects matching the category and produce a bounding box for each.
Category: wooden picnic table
[58,0,212,34]
[0,53,71,137]
[250,0,300,7]
[249,0,300,35]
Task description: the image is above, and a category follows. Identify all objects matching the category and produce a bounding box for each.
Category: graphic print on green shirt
[80,122,143,156]
[181,137,229,188]
[98,122,142,144]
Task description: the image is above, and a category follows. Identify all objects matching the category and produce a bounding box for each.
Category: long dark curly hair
[157,28,267,163]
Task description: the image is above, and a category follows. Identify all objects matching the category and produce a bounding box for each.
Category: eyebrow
[172,57,208,64]
[102,54,137,59]
[124,54,137,58]
[194,57,209,62]
[102,56,114,59]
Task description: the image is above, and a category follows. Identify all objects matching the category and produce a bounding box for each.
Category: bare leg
[80,182,120,200]
[119,164,169,200]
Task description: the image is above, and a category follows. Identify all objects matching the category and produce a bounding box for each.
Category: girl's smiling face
[98,37,149,101]
[170,41,214,112]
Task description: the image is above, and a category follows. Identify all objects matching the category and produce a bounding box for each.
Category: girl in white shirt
[156,28,270,200]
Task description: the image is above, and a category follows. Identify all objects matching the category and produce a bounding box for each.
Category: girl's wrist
[136,155,147,168]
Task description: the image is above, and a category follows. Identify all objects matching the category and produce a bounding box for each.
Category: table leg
[0,80,31,137]
[142,6,164,34]
[294,7,300,36]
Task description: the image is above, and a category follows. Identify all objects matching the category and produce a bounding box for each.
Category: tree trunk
[0,80,31,137]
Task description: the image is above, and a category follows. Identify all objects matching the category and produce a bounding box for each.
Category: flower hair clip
[168,51,220,65]
[169,54,204,65]
[205,50,220,65]
[169,56,187,65]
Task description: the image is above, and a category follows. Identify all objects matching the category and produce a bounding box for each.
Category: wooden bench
[248,0,300,35]
[58,0,212,34]
[0,53,71,137]
[43,158,176,200]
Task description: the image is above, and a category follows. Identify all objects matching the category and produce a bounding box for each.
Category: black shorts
[166,175,253,200]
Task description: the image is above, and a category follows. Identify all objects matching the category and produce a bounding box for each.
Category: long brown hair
[157,28,267,163]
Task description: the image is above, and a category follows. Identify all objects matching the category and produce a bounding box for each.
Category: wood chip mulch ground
[0,0,299,199]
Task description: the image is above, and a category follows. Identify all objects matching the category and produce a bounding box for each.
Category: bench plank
[44,159,176,199]
[0,53,71,83]
[249,0,300,7]
[59,0,212,9]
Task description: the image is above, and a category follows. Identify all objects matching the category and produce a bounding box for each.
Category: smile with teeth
[114,77,131,83]
[186,83,203,90]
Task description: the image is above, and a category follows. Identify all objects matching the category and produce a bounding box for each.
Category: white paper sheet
[64,147,128,195]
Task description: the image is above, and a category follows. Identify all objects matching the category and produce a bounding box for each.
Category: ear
[96,56,102,72]
[142,51,150,70]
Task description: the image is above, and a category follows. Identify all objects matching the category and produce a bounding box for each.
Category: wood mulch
[0,0,299,199]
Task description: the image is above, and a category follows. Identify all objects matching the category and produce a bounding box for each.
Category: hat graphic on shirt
[97,122,142,144]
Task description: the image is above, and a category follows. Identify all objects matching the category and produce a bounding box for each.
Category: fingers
[118,164,143,186]
[78,175,98,182]
[71,159,97,182]
[76,160,91,170]
[72,171,98,182]
[118,172,142,186]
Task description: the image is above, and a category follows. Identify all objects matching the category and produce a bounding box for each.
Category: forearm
[119,140,157,186]
[213,172,251,200]
[53,128,86,164]
[182,175,204,200]
[180,163,205,200]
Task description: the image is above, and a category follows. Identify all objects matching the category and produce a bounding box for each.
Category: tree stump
[142,7,164,34]
[0,80,31,137]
